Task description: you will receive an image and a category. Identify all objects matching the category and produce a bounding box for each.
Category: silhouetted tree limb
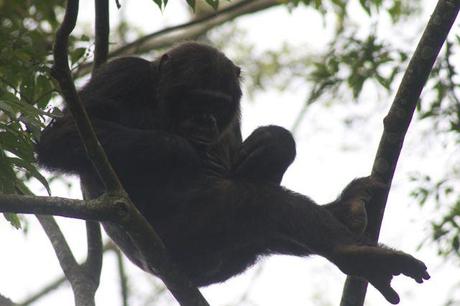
[0,193,122,221]
[340,1,460,305]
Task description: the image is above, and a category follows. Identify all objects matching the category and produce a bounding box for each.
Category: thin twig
[19,276,67,306]
[114,248,129,306]
[111,0,276,57]
[76,0,278,77]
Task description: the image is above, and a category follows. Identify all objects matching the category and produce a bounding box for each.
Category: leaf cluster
[418,40,460,137]
[0,1,66,226]
[410,173,460,258]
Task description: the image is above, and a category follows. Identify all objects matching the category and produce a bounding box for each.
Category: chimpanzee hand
[178,114,220,147]
[333,245,430,304]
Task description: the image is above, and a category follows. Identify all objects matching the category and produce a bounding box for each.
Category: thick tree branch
[76,0,278,77]
[340,1,460,305]
[0,193,123,221]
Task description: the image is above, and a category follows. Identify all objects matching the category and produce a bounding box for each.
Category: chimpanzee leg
[232,125,296,185]
[231,125,374,236]
[160,179,429,303]
[163,180,359,283]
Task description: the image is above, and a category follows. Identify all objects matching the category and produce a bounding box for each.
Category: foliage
[409,37,460,262]
[0,1,58,225]
[410,173,460,258]
[419,40,460,136]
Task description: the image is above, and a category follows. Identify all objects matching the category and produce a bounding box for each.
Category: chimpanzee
[36,42,429,304]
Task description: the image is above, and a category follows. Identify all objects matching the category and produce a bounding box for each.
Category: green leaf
[70,47,87,65]
[186,0,196,10]
[9,157,51,195]
[152,0,163,9]
[0,151,16,193]
[359,0,371,15]
[204,0,219,10]
[453,236,459,252]
[81,34,91,42]
[3,213,22,229]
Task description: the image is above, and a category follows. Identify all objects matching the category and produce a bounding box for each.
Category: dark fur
[36,42,429,304]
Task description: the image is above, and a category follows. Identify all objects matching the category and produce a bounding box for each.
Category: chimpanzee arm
[232,125,296,184]
[36,115,200,176]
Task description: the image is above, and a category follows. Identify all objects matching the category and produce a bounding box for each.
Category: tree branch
[111,0,277,57]
[51,0,123,193]
[0,193,123,221]
[81,0,110,290]
[37,216,80,280]
[93,0,109,70]
[84,221,103,286]
[340,1,460,305]
[19,243,115,306]
[37,215,98,306]
[19,275,67,306]
[114,247,129,306]
[76,0,278,77]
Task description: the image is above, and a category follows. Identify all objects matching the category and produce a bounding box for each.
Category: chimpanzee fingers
[395,255,430,283]
[370,276,400,305]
